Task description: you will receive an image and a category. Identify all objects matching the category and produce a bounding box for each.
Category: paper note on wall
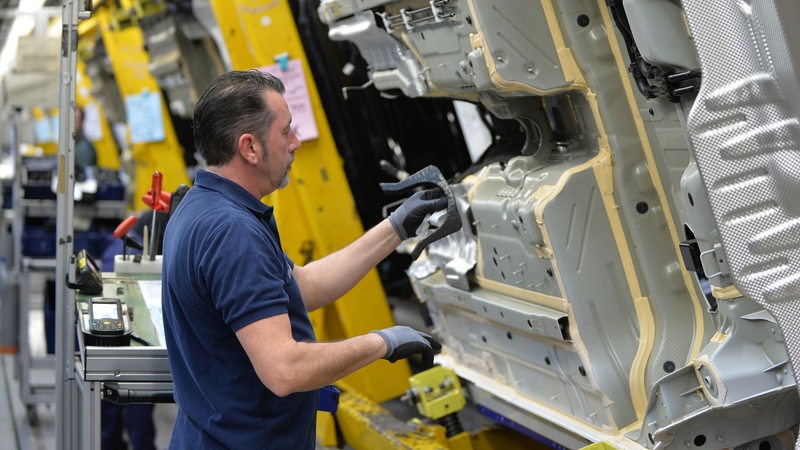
[82,102,104,142]
[258,59,319,142]
[34,117,53,143]
[125,90,165,144]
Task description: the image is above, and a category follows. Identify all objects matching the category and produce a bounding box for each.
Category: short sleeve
[200,218,290,331]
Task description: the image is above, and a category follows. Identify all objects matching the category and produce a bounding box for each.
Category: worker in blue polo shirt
[161,70,445,449]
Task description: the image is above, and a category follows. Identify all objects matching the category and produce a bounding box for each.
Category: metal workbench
[72,273,172,449]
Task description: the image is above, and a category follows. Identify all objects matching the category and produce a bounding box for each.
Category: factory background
[1,1,799,449]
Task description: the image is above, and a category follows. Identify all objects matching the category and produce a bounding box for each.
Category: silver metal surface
[322,0,800,447]
[679,1,800,448]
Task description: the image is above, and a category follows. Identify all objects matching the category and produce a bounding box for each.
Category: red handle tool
[113,215,138,239]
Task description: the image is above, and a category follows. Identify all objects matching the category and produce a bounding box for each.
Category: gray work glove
[388,189,448,240]
[371,325,442,368]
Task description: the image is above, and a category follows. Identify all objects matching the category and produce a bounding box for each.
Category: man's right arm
[236,313,439,396]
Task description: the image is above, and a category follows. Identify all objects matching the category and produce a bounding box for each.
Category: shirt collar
[194,169,274,220]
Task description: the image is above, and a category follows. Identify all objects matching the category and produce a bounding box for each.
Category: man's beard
[277,172,290,189]
[262,141,291,189]
[277,162,291,189]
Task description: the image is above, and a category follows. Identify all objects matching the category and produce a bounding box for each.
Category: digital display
[92,303,119,320]
[85,253,99,272]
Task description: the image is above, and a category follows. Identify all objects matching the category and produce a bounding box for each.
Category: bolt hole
[546,267,554,277]
[577,14,590,27]
[545,357,551,365]
[466,15,472,25]
[688,193,695,206]
[759,441,772,450]
[506,332,512,340]
[663,360,676,373]
[578,366,586,376]
[636,201,649,214]
[693,435,706,447]
[648,108,655,116]
[481,335,487,343]
[500,311,504,318]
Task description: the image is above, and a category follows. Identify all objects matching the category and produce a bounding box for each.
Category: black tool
[66,249,104,295]
[380,165,462,259]
[113,215,143,261]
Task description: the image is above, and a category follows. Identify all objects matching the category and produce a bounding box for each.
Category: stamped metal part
[680,1,800,447]
[321,0,800,447]
[680,0,800,411]
[380,165,463,259]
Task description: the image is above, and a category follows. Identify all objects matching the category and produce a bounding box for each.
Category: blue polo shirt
[162,170,318,449]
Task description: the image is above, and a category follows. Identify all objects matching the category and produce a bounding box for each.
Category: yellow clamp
[405,366,466,420]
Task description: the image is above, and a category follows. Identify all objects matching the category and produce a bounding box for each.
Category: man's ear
[237,133,259,164]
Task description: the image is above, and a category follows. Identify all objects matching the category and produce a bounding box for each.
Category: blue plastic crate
[74,230,109,257]
[22,228,56,257]
[96,182,125,201]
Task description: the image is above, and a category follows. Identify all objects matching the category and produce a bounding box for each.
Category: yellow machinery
[29,107,58,155]
[76,59,122,170]
[78,2,189,211]
[26,60,120,170]
[333,366,550,449]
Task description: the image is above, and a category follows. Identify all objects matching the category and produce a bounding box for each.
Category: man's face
[259,90,301,191]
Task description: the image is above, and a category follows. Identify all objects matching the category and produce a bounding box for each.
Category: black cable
[607,0,658,99]
[130,333,154,347]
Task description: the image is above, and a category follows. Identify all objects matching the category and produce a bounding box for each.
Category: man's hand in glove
[388,189,448,240]
[371,325,442,368]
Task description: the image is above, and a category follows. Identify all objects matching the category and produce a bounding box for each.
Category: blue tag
[318,385,340,413]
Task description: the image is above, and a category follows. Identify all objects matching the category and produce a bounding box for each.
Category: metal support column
[55,1,82,448]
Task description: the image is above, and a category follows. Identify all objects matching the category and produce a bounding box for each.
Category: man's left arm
[294,219,399,311]
[295,189,447,311]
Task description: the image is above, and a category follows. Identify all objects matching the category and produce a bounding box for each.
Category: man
[162,70,446,449]
[74,105,97,181]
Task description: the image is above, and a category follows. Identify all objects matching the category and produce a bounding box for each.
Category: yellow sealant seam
[466,0,577,97]
[590,140,652,418]
[539,0,587,87]
[441,352,648,446]
[475,276,568,313]
[710,284,743,300]
[596,0,706,358]
[538,1,656,422]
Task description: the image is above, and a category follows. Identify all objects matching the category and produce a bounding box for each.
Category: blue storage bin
[74,230,108,257]
[22,228,56,257]
[2,185,11,209]
[96,181,125,200]
[22,182,56,199]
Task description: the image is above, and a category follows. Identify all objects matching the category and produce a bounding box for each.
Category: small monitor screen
[85,253,99,272]
[92,303,119,320]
